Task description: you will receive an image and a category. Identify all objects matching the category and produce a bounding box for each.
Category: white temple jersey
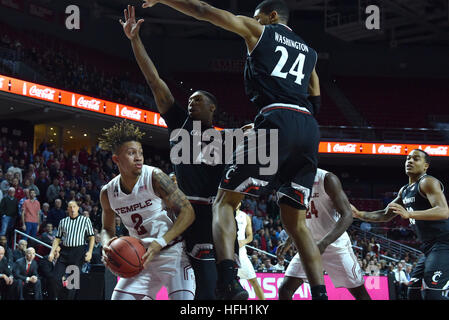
[307,168,351,249]
[104,165,174,247]
[236,210,247,241]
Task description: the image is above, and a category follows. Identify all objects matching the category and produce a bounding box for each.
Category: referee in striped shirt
[48,200,95,299]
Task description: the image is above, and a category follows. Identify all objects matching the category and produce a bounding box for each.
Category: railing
[349,225,423,260]
[13,229,52,259]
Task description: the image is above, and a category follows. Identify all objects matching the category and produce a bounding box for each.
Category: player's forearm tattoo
[360,209,394,222]
[153,169,190,215]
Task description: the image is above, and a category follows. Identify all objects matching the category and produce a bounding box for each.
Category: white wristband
[154,237,167,248]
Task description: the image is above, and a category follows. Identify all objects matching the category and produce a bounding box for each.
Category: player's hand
[389,203,409,219]
[142,0,160,8]
[102,236,118,265]
[276,242,289,258]
[142,241,163,268]
[120,5,144,40]
[350,204,361,218]
[240,123,254,133]
[316,240,327,255]
[238,240,245,248]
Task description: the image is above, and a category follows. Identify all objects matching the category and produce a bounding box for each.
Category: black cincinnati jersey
[161,102,225,198]
[244,23,318,111]
[400,174,449,246]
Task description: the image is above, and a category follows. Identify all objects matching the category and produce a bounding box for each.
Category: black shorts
[219,105,319,209]
[410,241,449,291]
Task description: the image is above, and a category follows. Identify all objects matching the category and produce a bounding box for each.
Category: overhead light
[50,127,54,130]
[67,131,70,134]
[70,136,73,139]
[83,133,87,137]
[53,133,57,136]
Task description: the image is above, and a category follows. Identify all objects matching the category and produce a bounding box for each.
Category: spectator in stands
[0,245,17,300]
[46,178,60,205]
[40,202,50,225]
[360,221,372,232]
[273,257,286,272]
[252,211,263,233]
[47,199,66,229]
[13,247,42,300]
[91,232,103,265]
[35,171,50,203]
[0,172,13,194]
[89,205,102,231]
[7,159,22,183]
[393,263,409,300]
[405,265,412,283]
[38,246,60,300]
[11,178,24,201]
[40,223,57,246]
[27,177,40,200]
[0,187,19,246]
[0,236,12,265]
[365,260,380,276]
[21,189,41,243]
[12,240,27,262]
[257,198,267,217]
[263,259,274,272]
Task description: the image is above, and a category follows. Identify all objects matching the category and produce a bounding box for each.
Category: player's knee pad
[278,195,306,210]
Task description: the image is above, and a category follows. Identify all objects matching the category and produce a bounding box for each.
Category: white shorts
[237,247,257,280]
[285,240,364,289]
[113,242,196,300]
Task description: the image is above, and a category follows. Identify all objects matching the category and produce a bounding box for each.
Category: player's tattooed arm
[121,5,174,114]
[152,169,195,244]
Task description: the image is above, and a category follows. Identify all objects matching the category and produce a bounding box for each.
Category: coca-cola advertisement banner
[319,142,449,157]
[0,74,167,128]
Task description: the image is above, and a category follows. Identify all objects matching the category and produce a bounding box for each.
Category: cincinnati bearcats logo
[432,271,442,284]
[225,165,238,180]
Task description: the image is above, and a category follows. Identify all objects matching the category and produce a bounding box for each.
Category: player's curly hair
[98,120,145,154]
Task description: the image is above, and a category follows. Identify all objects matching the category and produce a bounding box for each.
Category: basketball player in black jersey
[120,5,236,299]
[352,149,449,300]
[142,0,327,300]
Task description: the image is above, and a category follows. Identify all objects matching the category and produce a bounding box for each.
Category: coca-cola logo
[0,78,4,89]
[77,97,100,111]
[121,107,142,120]
[29,85,55,100]
[424,146,448,156]
[333,143,356,153]
[378,145,402,154]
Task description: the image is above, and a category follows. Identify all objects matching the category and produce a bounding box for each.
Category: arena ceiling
[88,0,449,46]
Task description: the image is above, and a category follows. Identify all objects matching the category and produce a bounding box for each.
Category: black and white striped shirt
[56,214,95,247]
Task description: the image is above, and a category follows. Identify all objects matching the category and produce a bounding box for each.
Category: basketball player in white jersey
[277,169,371,300]
[235,203,265,300]
[98,121,196,300]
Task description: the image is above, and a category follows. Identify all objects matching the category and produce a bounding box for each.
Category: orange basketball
[106,236,146,278]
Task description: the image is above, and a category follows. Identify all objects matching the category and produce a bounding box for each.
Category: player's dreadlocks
[98,120,145,154]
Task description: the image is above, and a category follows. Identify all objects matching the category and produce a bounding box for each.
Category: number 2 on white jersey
[271,46,305,85]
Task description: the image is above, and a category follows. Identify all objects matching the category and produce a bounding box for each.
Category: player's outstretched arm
[143,0,263,49]
[152,168,195,244]
[351,194,402,223]
[317,173,353,253]
[120,5,174,114]
[391,177,449,221]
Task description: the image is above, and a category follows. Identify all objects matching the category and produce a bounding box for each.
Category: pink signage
[154,273,389,300]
